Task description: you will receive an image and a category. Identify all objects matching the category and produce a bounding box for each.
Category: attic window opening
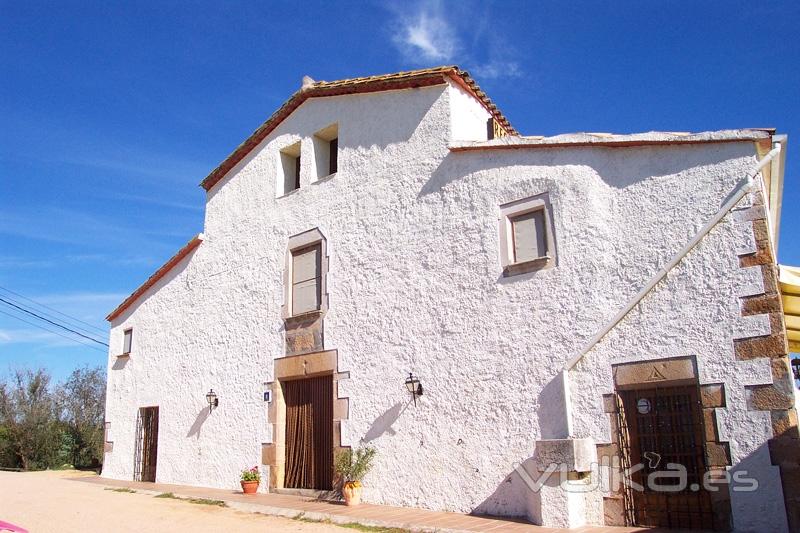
[280,142,302,195]
[313,124,338,181]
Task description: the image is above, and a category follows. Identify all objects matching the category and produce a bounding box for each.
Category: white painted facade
[102,74,793,531]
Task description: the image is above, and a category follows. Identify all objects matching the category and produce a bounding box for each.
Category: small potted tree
[334,447,376,506]
[240,466,261,494]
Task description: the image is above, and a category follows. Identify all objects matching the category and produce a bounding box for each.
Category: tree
[0,368,61,470]
[57,366,106,468]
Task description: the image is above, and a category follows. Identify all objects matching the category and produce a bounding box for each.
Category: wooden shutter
[292,244,321,314]
[329,138,338,175]
[511,210,547,262]
[123,329,133,353]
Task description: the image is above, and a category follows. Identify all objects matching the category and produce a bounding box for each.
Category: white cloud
[392,3,459,63]
[387,1,525,81]
[470,60,523,80]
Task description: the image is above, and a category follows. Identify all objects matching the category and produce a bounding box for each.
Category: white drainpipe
[560,144,782,437]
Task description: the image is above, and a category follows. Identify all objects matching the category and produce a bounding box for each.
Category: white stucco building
[102,67,798,531]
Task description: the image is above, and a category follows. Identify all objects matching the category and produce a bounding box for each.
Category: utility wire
[0,285,107,335]
[0,309,108,354]
[0,297,109,347]
[0,292,107,341]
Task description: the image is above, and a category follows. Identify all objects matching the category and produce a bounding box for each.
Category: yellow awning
[781,265,800,352]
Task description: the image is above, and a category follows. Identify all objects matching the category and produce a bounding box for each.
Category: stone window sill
[284,309,324,325]
[503,255,551,277]
[116,352,131,359]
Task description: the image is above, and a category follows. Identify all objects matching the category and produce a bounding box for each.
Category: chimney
[301,75,315,90]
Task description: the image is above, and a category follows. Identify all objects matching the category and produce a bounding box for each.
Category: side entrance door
[284,375,333,490]
[134,406,159,482]
[618,385,715,529]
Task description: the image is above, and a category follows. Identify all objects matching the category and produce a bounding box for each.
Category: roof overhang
[781,265,800,352]
[199,66,516,192]
[106,234,204,322]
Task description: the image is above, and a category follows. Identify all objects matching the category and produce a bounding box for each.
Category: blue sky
[1,1,798,379]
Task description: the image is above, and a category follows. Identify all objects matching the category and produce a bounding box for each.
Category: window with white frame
[123,328,133,354]
[499,193,555,276]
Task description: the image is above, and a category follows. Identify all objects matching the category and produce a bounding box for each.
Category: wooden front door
[284,375,333,490]
[618,385,714,529]
[134,406,159,482]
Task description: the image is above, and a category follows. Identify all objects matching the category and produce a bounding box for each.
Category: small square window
[280,142,302,195]
[499,194,555,277]
[313,124,338,181]
[123,328,133,354]
[328,137,338,175]
[510,210,547,263]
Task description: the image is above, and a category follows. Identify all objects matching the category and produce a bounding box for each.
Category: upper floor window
[280,142,302,195]
[283,229,329,319]
[313,124,338,180]
[499,193,556,277]
[291,244,322,315]
[123,328,133,354]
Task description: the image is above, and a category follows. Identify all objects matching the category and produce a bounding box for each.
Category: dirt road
[0,470,342,532]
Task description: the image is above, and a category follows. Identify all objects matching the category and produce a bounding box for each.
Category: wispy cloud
[470,60,523,81]
[100,192,204,212]
[387,1,524,81]
[392,2,460,62]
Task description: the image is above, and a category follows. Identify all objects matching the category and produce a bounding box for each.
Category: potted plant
[334,447,376,506]
[240,466,261,494]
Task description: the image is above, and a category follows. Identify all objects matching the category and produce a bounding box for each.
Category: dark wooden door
[619,386,714,529]
[284,375,333,490]
[134,406,159,482]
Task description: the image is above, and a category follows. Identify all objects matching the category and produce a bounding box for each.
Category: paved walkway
[75,476,663,532]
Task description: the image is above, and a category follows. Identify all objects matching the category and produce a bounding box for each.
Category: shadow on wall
[362,401,411,443]
[111,357,129,371]
[186,407,210,438]
[419,143,748,198]
[471,459,534,519]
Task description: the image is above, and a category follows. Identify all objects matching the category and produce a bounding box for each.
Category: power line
[0,309,108,354]
[0,285,107,335]
[0,297,108,347]
[0,292,107,341]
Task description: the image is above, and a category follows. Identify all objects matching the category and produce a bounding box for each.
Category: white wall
[103,84,785,529]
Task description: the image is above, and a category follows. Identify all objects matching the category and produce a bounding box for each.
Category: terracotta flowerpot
[241,480,259,494]
[343,482,362,506]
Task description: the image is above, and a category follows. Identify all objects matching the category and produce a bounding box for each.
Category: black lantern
[792,358,800,383]
[206,389,219,413]
[405,373,423,406]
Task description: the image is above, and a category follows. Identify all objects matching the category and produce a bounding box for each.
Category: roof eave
[198,66,516,192]
[106,233,204,322]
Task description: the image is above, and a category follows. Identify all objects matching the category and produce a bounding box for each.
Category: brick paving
[74,476,670,532]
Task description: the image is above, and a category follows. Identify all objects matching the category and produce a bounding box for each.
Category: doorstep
[72,476,664,533]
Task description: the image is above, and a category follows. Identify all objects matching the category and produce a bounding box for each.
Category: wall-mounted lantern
[405,372,423,406]
[206,389,219,413]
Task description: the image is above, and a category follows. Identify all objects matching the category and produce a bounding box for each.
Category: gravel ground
[0,470,344,532]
